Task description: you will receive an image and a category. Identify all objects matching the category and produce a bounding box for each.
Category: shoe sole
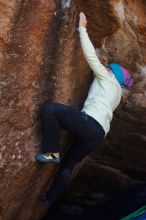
[35,155,61,164]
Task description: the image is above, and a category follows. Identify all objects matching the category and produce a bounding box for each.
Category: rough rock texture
[0,0,146,219]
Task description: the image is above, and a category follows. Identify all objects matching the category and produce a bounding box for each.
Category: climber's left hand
[79,12,87,28]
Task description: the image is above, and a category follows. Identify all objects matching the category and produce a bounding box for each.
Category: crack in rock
[61,0,73,9]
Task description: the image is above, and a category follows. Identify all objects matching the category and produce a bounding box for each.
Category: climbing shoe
[35,153,61,163]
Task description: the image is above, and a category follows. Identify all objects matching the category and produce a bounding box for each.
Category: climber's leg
[43,122,104,207]
[36,101,104,163]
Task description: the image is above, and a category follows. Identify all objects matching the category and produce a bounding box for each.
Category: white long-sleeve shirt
[78,26,122,135]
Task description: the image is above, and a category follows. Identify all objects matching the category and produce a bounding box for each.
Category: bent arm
[78,26,112,80]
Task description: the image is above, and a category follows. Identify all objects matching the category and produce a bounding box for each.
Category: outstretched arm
[78,12,112,80]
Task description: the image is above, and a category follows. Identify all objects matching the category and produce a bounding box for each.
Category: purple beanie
[122,66,133,88]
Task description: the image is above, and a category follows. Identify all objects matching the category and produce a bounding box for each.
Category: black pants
[40,102,105,205]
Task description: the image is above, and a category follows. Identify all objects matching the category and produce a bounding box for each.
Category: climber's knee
[40,102,55,116]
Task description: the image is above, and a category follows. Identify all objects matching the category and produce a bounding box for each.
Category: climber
[35,12,133,208]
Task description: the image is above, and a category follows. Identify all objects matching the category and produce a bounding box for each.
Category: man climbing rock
[35,12,133,208]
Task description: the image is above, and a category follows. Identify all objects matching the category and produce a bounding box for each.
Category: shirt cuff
[78,26,87,33]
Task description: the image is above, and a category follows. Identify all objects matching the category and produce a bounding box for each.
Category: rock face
[0,0,146,219]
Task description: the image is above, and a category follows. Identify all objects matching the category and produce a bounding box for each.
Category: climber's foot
[35,152,61,163]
